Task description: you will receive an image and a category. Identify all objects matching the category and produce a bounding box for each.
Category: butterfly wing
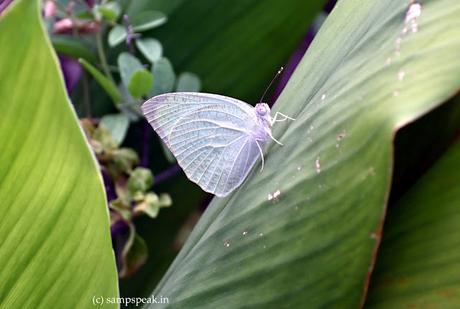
[141,92,262,197]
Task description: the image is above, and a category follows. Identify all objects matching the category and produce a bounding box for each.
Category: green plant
[2,0,460,308]
[0,0,117,306]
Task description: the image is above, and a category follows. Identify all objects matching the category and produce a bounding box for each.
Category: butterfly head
[255,103,272,126]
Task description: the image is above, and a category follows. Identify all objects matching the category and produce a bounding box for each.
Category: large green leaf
[139,0,326,102]
[150,0,460,307]
[0,0,118,307]
[366,139,460,308]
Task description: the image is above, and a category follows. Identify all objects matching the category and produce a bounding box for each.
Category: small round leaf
[135,38,163,63]
[131,11,167,32]
[108,25,127,47]
[128,69,153,99]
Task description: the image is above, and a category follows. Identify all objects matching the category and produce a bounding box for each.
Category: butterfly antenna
[259,67,284,103]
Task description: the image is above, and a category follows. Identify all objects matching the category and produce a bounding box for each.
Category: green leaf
[135,193,172,219]
[118,52,153,98]
[100,113,130,146]
[131,10,167,32]
[158,193,172,208]
[150,57,175,96]
[151,0,460,307]
[175,72,201,92]
[135,193,161,218]
[94,2,121,23]
[152,0,326,102]
[118,52,144,88]
[366,139,460,308]
[108,24,127,47]
[128,69,154,99]
[51,35,96,63]
[112,148,139,173]
[136,38,163,63]
[127,167,154,194]
[79,58,122,104]
[0,0,118,307]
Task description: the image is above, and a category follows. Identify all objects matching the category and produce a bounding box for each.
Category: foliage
[0,0,117,307]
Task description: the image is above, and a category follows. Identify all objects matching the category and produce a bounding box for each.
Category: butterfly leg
[272,112,296,123]
[255,140,265,172]
[268,132,283,146]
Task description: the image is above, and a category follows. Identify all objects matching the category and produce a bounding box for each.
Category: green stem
[96,29,115,84]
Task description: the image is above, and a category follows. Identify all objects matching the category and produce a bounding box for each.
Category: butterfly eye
[256,104,267,116]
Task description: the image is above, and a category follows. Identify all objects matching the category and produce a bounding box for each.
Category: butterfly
[141,92,294,197]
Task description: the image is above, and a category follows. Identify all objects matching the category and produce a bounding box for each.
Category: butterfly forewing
[141,92,262,196]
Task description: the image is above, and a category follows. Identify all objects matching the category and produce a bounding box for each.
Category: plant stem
[154,164,182,186]
[96,28,115,84]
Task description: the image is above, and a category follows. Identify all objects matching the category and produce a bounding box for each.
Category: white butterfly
[141,92,294,197]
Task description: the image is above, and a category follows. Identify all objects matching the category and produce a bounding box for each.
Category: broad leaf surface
[151,0,460,307]
[0,0,118,307]
[366,139,460,308]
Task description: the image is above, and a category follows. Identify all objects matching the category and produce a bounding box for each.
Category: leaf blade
[0,0,118,307]
[150,0,460,307]
[367,139,460,308]
[79,58,122,104]
[136,38,163,63]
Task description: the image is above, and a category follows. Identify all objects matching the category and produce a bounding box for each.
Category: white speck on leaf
[405,3,422,24]
[315,156,321,174]
[268,189,281,202]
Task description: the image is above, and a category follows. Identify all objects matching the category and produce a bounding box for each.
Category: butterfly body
[142,92,293,197]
